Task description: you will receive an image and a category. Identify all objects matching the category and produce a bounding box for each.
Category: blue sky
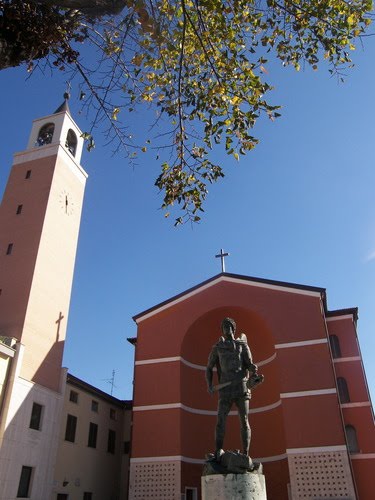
[0,35,374,403]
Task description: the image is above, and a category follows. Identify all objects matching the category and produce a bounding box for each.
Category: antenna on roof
[103,370,117,396]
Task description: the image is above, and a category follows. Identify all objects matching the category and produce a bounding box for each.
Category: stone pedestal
[201,472,267,500]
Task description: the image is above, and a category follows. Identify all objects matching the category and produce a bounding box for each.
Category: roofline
[133,272,327,323]
[326,307,358,323]
[67,373,132,409]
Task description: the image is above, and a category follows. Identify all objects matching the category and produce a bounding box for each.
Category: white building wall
[0,347,66,499]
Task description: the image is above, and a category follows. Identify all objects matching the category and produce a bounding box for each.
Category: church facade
[129,273,374,499]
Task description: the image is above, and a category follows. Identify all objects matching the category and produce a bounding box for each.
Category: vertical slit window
[25,170,31,179]
[17,466,33,497]
[337,377,350,403]
[16,204,23,215]
[65,414,77,442]
[88,422,98,448]
[329,334,342,358]
[107,429,116,454]
[345,425,359,453]
[6,243,13,255]
[29,403,43,430]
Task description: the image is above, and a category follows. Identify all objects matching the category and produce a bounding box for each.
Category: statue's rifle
[212,373,264,392]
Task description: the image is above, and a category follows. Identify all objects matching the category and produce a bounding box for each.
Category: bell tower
[0,97,87,391]
[0,98,88,498]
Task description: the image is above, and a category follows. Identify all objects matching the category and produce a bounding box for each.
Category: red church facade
[128,273,374,499]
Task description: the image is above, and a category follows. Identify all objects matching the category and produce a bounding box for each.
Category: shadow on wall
[0,340,66,499]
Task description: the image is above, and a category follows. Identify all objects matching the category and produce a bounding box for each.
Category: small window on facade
[337,377,350,403]
[69,390,78,403]
[6,243,13,255]
[36,123,55,147]
[16,205,23,215]
[29,403,43,430]
[65,414,77,442]
[57,495,69,500]
[107,429,116,454]
[65,129,77,157]
[91,400,98,412]
[25,170,31,179]
[17,466,33,498]
[110,408,116,420]
[88,422,98,448]
[185,487,198,500]
[83,493,93,500]
[329,334,342,358]
[123,441,130,454]
[345,424,359,453]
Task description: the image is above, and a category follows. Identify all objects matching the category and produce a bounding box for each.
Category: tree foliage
[0,0,373,223]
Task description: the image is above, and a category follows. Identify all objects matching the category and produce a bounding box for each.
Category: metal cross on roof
[215,248,229,273]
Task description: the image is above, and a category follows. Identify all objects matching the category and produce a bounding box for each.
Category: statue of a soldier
[206,317,263,463]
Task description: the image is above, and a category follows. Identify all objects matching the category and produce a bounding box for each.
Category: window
[83,493,92,500]
[69,390,78,403]
[36,123,55,146]
[57,495,69,500]
[123,441,130,454]
[329,334,342,358]
[25,170,31,179]
[6,243,13,255]
[29,403,43,430]
[91,400,98,412]
[88,422,98,448]
[65,129,77,156]
[345,425,359,453]
[65,414,77,442]
[110,408,116,420]
[185,487,198,500]
[17,466,33,497]
[16,204,23,215]
[107,429,116,454]
[337,377,350,403]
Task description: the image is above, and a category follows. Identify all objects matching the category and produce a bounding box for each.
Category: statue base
[201,472,267,500]
[202,451,266,499]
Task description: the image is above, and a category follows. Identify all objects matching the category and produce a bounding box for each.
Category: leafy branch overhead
[0,1,372,223]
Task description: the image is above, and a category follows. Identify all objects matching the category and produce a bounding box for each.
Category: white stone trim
[0,343,15,357]
[257,353,277,367]
[287,445,347,454]
[131,456,182,463]
[13,145,87,182]
[275,339,327,349]
[135,276,321,323]
[350,453,375,460]
[281,388,336,399]
[135,356,180,366]
[326,315,354,322]
[131,453,288,465]
[257,453,288,463]
[133,403,180,411]
[333,356,361,363]
[341,402,371,409]
[135,353,276,370]
[133,400,281,415]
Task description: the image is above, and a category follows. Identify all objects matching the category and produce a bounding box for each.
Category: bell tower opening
[36,122,55,146]
[65,129,78,156]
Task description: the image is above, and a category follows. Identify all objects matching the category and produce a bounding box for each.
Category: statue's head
[221,317,236,338]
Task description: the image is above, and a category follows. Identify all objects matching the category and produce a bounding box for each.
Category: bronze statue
[206,317,263,462]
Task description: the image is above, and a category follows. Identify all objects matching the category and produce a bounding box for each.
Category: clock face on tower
[59,189,75,215]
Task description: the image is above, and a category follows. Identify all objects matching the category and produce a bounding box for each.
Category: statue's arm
[243,343,258,375]
[206,347,217,395]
